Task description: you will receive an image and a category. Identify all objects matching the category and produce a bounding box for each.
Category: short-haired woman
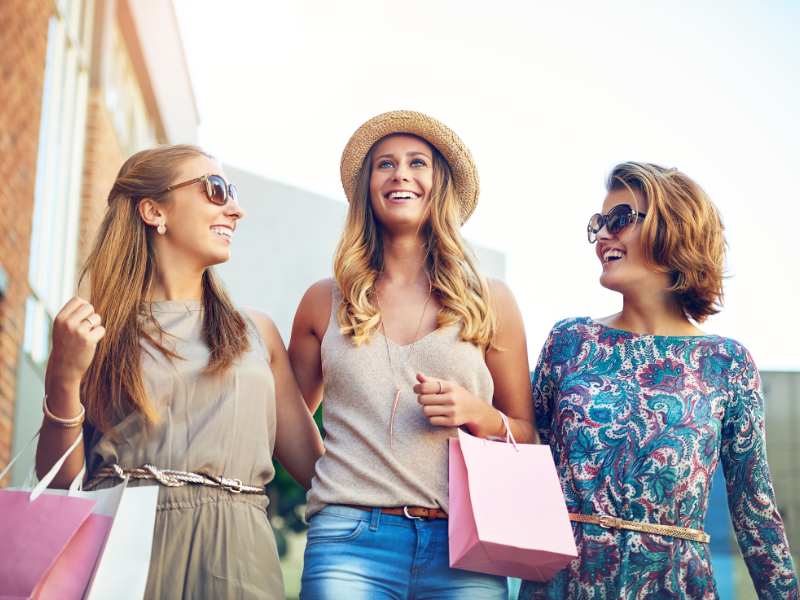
[520,162,797,599]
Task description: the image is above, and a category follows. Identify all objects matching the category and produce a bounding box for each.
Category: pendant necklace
[376,277,433,449]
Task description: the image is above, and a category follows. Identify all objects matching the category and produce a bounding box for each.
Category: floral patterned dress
[519,317,798,600]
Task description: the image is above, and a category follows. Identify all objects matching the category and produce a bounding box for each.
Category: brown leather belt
[346,504,448,520]
[569,513,710,543]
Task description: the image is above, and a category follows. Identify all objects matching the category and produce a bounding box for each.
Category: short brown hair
[606,162,726,322]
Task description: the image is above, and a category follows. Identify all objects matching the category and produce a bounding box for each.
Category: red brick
[0,0,51,483]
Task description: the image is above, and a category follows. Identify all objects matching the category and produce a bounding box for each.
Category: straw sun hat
[339,110,480,223]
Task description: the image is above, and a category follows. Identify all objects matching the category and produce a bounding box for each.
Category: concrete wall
[216,165,506,340]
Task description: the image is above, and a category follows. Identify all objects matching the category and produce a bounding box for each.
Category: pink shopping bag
[0,433,104,599]
[448,424,577,581]
[0,432,157,599]
[0,490,99,598]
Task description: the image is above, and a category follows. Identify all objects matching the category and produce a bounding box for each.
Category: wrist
[44,375,83,414]
[466,402,503,438]
[45,366,83,394]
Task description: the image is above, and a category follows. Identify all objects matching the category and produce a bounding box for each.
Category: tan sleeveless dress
[306,287,494,518]
[85,300,283,599]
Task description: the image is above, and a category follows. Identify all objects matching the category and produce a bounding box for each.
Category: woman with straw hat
[289,110,537,597]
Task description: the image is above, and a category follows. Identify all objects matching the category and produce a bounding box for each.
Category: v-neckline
[376,324,451,348]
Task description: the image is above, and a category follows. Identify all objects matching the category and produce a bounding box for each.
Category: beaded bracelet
[42,394,85,428]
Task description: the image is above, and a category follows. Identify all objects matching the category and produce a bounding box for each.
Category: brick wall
[76,89,125,283]
[0,0,52,482]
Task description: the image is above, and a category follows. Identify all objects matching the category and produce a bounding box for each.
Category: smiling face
[154,154,245,268]
[595,188,670,296]
[368,134,434,231]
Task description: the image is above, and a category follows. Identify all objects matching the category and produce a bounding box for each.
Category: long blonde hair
[333,138,496,347]
[80,145,249,432]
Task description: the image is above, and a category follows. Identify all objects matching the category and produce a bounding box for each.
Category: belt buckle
[597,515,619,529]
[222,478,244,494]
[403,506,423,520]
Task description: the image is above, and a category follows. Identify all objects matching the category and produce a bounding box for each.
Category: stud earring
[157,222,166,235]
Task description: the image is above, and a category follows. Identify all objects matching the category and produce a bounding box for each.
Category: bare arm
[35,297,106,486]
[247,309,324,490]
[287,279,332,414]
[482,279,537,443]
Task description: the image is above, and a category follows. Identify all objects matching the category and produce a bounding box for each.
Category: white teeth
[388,191,419,200]
[211,226,232,240]
[603,249,624,263]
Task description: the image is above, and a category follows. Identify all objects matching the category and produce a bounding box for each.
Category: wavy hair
[80,144,249,432]
[607,161,726,322]
[333,137,496,347]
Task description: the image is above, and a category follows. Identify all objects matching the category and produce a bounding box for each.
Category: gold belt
[569,513,710,544]
[91,464,265,495]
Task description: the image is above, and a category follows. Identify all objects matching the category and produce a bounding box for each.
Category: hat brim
[340,110,479,224]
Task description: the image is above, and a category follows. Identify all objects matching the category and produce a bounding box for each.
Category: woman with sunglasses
[289,111,536,598]
[520,162,797,599]
[35,145,324,598]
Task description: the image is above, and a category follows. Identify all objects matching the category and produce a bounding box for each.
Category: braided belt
[569,513,710,543]
[91,464,265,495]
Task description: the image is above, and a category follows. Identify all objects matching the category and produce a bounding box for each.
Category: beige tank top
[305,287,494,518]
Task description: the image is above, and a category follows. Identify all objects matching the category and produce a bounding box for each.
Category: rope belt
[569,513,710,544]
[91,464,266,495]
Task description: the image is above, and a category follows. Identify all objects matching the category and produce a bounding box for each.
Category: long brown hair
[80,144,249,432]
[334,138,496,348]
[607,161,726,322]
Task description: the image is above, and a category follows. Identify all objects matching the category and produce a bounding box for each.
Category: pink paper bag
[0,490,98,599]
[0,431,158,600]
[449,427,577,581]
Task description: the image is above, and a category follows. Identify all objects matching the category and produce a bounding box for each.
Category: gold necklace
[376,278,433,448]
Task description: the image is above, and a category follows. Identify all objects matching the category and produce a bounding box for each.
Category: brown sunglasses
[160,174,238,206]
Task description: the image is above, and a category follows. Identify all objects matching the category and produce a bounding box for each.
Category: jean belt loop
[369,507,381,532]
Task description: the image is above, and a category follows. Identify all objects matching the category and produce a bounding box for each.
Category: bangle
[42,394,85,428]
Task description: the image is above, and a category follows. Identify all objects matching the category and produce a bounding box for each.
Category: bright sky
[175,1,799,370]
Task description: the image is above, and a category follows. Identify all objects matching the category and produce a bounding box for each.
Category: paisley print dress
[520,317,797,599]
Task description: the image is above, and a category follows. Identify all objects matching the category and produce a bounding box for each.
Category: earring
[157,222,166,235]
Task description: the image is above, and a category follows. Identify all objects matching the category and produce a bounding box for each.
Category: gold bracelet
[42,394,85,428]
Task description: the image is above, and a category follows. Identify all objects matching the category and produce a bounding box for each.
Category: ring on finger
[437,380,443,394]
[83,315,98,328]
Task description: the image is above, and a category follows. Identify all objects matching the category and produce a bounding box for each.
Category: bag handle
[0,428,86,501]
[498,411,519,451]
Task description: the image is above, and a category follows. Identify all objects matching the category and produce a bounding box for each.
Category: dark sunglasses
[587,203,646,243]
[161,174,238,206]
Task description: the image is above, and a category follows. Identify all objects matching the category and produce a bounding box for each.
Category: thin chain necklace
[376,277,433,448]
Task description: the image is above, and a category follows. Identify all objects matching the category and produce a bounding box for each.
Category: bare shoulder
[242,308,283,359]
[300,278,336,309]
[487,278,520,312]
[294,278,335,340]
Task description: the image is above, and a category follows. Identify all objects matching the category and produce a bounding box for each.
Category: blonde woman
[35,145,324,598]
[520,163,798,599]
[290,111,536,598]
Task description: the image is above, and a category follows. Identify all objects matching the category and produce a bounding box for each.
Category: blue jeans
[300,505,508,599]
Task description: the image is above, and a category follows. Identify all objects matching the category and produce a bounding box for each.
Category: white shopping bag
[1,433,159,599]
